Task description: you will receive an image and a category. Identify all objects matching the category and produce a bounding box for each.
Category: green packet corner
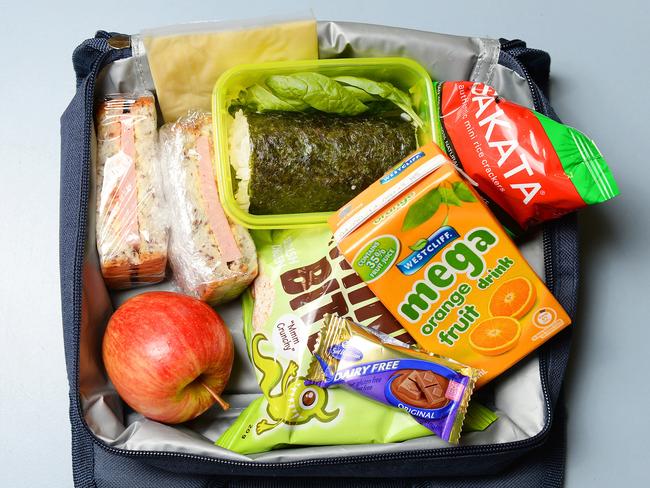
[535,112,620,205]
[463,401,499,432]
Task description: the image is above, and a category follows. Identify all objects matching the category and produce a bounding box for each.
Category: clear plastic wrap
[159,111,258,305]
[140,14,318,122]
[95,92,168,290]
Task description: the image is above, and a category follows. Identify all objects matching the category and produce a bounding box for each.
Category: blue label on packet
[380,151,425,184]
[396,226,460,276]
[327,341,364,362]
[311,357,469,441]
[306,315,478,443]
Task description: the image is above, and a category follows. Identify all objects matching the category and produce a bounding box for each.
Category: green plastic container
[212,57,437,229]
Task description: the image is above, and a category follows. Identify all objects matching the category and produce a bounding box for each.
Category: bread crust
[101,252,167,290]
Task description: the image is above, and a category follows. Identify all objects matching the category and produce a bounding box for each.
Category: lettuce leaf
[233,73,422,126]
[333,76,424,127]
[266,72,368,116]
[234,84,308,112]
[342,85,378,103]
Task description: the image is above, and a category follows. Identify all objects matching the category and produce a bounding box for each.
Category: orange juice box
[329,142,571,386]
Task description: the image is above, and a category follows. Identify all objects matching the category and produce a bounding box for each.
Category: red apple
[102,291,234,424]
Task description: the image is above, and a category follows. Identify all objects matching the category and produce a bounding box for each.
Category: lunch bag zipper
[499,50,542,116]
[106,33,131,50]
[92,356,552,468]
[70,33,555,470]
[499,41,559,122]
[543,232,556,291]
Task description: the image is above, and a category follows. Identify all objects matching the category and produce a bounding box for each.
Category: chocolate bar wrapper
[307,314,480,444]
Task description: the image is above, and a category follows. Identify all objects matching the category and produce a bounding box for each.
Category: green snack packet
[216,227,496,454]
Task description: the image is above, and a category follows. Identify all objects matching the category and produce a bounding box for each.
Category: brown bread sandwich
[95,93,168,289]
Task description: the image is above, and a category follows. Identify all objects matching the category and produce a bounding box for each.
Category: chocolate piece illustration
[390,369,449,409]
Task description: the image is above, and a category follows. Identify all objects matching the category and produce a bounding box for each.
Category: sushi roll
[228,109,417,215]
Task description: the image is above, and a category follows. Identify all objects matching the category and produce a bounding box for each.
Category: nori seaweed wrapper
[245,111,417,214]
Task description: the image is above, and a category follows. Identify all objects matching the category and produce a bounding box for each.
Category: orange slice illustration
[469,317,521,356]
[489,277,536,318]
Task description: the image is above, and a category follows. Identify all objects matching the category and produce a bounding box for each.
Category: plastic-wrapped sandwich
[95,93,168,289]
[160,111,257,305]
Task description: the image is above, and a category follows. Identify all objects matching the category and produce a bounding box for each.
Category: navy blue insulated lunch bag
[60,21,577,488]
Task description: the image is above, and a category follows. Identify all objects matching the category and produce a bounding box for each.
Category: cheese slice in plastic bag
[142,15,318,122]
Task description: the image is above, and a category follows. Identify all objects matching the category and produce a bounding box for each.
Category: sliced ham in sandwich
[160,111,257,305]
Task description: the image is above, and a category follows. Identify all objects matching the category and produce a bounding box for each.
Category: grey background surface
[0,0,648,486]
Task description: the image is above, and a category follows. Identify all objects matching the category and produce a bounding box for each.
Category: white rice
[228,109,251,210]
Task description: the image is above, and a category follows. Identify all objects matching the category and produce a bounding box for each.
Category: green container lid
[212,57,437,229]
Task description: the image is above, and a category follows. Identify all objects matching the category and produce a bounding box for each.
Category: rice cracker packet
[216,227,495,454]
[433,81,619,230]
[329,142,571,386]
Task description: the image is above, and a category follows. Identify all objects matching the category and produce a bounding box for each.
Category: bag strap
[61,33,132,488]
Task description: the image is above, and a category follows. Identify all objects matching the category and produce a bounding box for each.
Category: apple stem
[200,382,230,411]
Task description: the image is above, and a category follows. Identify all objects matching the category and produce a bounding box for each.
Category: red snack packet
[434,81,619,230]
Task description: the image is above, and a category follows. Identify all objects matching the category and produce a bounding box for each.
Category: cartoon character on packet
[251,334,339,434]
